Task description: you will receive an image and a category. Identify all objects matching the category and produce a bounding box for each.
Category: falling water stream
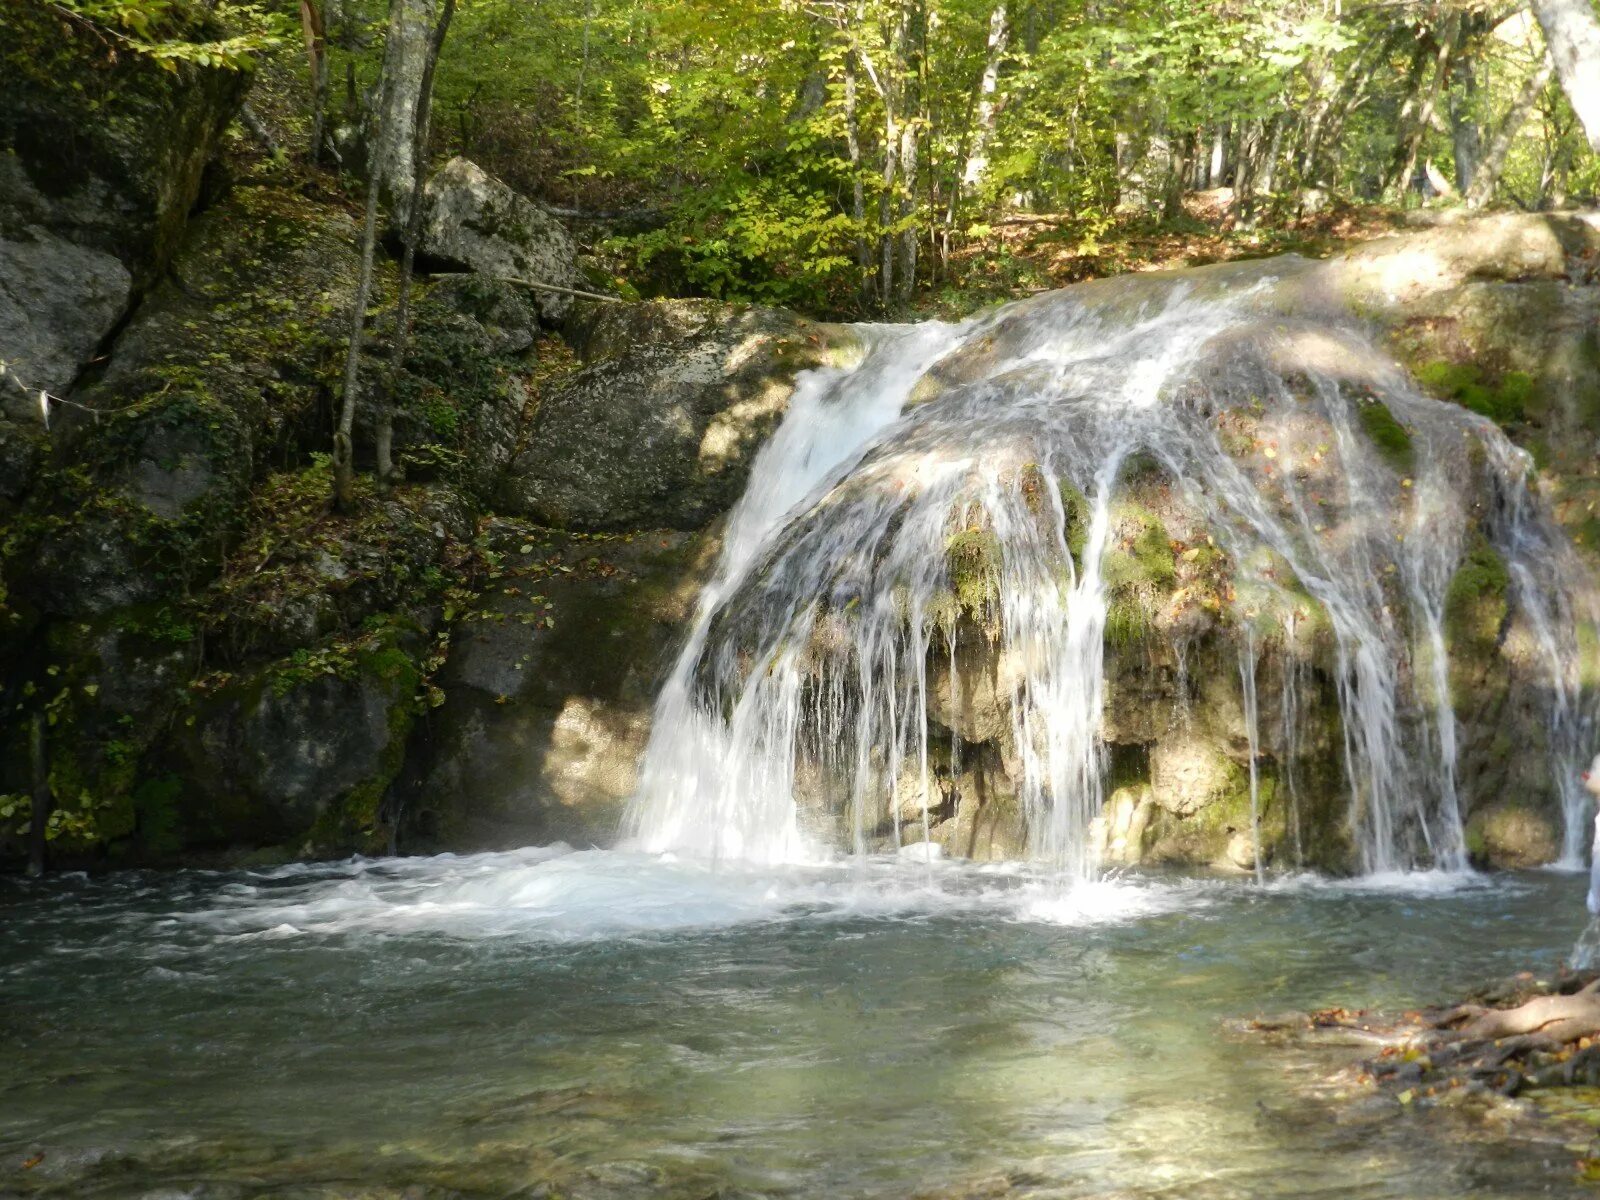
[627,259,1598,880]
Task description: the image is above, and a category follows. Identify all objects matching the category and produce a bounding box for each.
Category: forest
[67,0,1600,316]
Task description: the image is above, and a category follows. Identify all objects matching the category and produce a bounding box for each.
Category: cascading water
[626,259,1600,881]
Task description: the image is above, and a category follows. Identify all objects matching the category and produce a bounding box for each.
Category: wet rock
[1465,800,1562,869]
[419,157,579,323]
[499,299,853,531]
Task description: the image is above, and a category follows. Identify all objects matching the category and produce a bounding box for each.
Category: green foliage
[53,0,289,70]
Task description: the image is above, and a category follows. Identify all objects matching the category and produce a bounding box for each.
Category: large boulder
[498,299,855,530]
[10,185,362,622]
[0,5,248,398]
[419,157,580,323]
[171,636,422,855]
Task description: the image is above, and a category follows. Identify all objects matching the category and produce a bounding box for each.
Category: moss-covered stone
[945,527,1002,616]
[1414,361,1531,426]
[1355,398,1415,472]
[1443,535,1510,655]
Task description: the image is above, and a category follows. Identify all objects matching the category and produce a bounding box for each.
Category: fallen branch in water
[1242,969,1600,1101]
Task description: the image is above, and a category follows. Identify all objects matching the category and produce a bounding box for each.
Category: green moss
[1414,361,1530,426]
[946,527,1002,616]
[1103,504,1175,591]
[1058,480,1090,573]
[1355,399,1415,473]
[132,775,185,858]
[1443,535,1510,652]
[304,649,420,857]
[1105,595,1153,648]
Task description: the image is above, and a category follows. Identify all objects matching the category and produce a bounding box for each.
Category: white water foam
[160,847,1217,943]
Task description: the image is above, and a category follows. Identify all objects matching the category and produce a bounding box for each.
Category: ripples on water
[1,848,1594,1199]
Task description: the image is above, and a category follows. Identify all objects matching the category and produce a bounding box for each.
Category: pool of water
[1,848,1594,1199]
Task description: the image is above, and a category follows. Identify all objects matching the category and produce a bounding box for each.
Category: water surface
[1,850,1592,1198]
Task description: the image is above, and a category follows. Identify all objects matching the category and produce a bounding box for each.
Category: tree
[333,0,454,510]
[1530,0,1600,153]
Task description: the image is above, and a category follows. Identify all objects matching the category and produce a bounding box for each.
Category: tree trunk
[368,0,439,223]
[880,107,898,305]
[958,1,1009,196]
[843,50,871,305]
[27,712,49,878]
[301,0,331,162]
[896,0,925,305]
[1302,28,1401,189]
[1207,124,1227,187]
[1385,20,1460,201]
[1449,51,1482,193]
[335,0,416,510]
[1531,0,1600,152]
[379,0,455,487]
[1466,52,1555,208]
[898,119,919,303]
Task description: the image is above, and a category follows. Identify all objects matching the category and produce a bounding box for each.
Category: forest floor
[922,194,1409,318]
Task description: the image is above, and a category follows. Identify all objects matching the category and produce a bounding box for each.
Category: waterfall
[625,262,1600,879]
[1238,627,1264,884]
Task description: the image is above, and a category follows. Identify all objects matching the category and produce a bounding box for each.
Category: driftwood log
[1245,970,1600,1100]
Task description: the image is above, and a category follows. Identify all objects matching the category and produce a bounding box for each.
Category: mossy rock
[945,527,1002,616]
[1443,535,1510,656]
[1354,398,1415,473]
[1413,361,1532,427]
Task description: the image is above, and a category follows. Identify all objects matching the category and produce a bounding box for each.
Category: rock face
[398,526,719,851]
[500,299,855,530]
[419,158,580,323]
[0,5,247,396]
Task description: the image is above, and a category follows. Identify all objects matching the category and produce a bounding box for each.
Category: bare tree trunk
[1207,125,1226,187]
[1467,52,1555,208]
[1386,20,1460,201]
[898,120,919,302]
[379,0,456,488]
[1531,0,1600,152]
[335,0,416,510]
[843,50,872,305]
[335,166,382,510]
[369,0,439,223]
[880,108,898,305]
[958,2,1009,197]
[27,712,49,878]
[1257,113,1285,202]
[301,0,331,161]
[1449,52,1482,193]
[897,0,925,305]
[1302,29,1400,189]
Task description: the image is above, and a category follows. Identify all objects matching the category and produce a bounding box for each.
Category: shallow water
[2,850,1595,1199]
